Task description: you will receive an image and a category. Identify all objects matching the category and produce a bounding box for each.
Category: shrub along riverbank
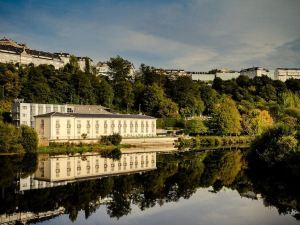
[38,134,127,156]
[176,135,253,151]
[0,122,38,154]
[37,143,130,155]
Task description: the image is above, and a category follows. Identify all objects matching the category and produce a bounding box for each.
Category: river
[0,149,299,225]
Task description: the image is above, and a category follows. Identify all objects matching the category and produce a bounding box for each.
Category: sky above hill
[0,0,300,71]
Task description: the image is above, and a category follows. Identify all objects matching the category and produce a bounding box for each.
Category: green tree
[107,56,132,83]
[20,125,38,153]
[184,118,208,134]
[0,122,24,153]
[208,96,242,135]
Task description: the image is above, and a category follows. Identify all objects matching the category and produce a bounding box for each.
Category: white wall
[35,116,157,140]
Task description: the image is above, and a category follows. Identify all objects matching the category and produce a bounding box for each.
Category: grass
[38,143,132,155]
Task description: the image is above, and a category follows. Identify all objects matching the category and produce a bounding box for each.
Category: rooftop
[34,112,155,119]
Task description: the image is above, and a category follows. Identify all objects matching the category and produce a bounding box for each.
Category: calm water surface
[0,150,299,225]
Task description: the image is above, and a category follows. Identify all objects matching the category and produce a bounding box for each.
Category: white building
[96,61,110,76]
[12,99,111,128]
[188,72,215,82]
[274,68,300,82]
[215,71,240,80]
[240,67,270,78]
[0,38,64,69]
[0,38,93,71]
[34,112,156,140]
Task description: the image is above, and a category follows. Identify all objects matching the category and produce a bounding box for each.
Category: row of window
[55,119,156,135]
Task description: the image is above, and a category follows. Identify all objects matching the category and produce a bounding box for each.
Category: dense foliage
[0,57,300,136]
[100,133,122,146]
[0,122,38,153]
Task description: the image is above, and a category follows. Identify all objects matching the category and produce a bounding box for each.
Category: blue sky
[1,0,300,71]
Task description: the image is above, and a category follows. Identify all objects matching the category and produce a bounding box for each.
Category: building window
[56,120,60,135]
[22,106,27,110]
[95,121,99,134]
[104,121,108,134]
[135,121,138,133]
[146,121,149,133]
[60,106,65,112]
[31,105,35,113]
[130,121,133,133]
[53,106,58,112]
[46,106,51,113]
[67,108,73,113]
[118,120,122,133]
[111,120,115,132]
[40,119,45,135]
[141,121,144,133]
[22,113,26,118]
[67,120,71,128]
[123,121,127,133]
[152,121,155,133]
[38,105,44,114]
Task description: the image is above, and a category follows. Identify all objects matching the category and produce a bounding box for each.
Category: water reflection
[0,150,299,225]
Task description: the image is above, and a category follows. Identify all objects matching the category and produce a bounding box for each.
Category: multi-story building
[216,71,240,80]
[12,99,111,128]
[240,67,270,78]
[96,61,110,76]
[0,38,64,69]
[274,68,300,82]
[187,71,215,82]
[154,69,188,77]
[0,38,93,71]
[34,112,156,140]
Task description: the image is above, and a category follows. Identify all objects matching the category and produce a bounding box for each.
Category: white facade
[35,112,156,140]
[12,99,111,128]
[12,99,67,127]
[240,67,270,78]
[0,38,92,71]
[215,71,240,80]
[274,68,300,82]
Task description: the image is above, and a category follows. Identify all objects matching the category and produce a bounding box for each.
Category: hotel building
[12,99,110,128]
[34,112,156,140]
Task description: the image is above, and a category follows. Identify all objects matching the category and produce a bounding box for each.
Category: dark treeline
[1,56,300,135]
[1,150,300,221]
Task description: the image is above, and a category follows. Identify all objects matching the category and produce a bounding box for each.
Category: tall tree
[208,96,242,135]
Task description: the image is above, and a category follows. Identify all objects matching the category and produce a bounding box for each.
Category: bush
[251,124,299,166]
[184,119,208,135]
[100,133,122,146]
[156,118,184,129]
[0,122,24,153]
[20,125,38,153]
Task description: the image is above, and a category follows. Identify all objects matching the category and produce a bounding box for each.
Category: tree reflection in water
[0,150,299,222]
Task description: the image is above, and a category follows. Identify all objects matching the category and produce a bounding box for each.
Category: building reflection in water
[19,152,157,191]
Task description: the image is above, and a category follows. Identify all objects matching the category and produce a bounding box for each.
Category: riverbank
[38,143,132,155]
[176,135,253,151]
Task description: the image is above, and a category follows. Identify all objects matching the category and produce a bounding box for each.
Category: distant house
[240,67,270,78]
[0,38,93,71]
[274,68,300,82]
